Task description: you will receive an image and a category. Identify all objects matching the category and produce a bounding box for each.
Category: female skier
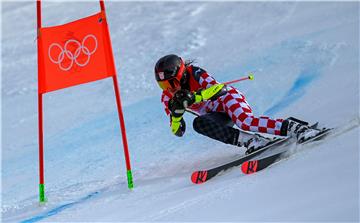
[154,54,320,154]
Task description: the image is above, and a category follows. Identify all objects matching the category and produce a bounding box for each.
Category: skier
[154,54,320,154]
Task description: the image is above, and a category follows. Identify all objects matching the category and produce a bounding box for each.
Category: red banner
[38,12,115,93]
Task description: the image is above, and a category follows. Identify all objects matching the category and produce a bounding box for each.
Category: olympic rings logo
[48,34,98,71]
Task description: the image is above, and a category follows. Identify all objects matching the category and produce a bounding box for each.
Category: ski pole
[223,74,254,85]
[185,74,254,116]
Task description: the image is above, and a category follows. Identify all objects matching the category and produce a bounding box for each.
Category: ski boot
[280,117,320,143]
[242,134,274,155]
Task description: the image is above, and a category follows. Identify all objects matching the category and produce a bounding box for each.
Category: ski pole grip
[223,73,254,85]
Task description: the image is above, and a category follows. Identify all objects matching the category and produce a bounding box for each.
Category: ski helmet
[154,54,186,91]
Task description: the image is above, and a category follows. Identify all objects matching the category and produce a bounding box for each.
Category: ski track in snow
[20,191,101,223]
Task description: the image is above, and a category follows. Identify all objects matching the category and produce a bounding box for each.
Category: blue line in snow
[265,67,320,116]
[20,191,100,223]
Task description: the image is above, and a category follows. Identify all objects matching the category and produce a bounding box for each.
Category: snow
[1,1,359,222]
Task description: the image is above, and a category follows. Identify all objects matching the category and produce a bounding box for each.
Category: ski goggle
[157,78,181,91]
[156,63,185,90]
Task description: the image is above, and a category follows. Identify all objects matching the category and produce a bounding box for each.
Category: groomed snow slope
[2,2,359,222]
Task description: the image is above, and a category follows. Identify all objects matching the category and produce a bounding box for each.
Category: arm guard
[195,84,227,102]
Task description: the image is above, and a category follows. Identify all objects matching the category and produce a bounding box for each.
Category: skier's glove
[171,115,186,137]
[168,89,195,117]
[194,84,227,102]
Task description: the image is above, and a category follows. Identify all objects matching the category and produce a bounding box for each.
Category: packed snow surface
[2,1,359,222]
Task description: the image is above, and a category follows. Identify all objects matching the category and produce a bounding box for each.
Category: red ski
[241,152,283,175]
[191,137,290,184]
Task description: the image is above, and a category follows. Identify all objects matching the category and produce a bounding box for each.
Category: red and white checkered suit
[161,66,284,135]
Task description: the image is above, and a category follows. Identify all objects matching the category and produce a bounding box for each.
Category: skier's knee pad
[192,116,208,135]
[193,115,239,145]
[193,113,233,135]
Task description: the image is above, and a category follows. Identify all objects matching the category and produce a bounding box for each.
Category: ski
[241,127,332,175]
[241,152,283,175]
[191,137,290,184]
